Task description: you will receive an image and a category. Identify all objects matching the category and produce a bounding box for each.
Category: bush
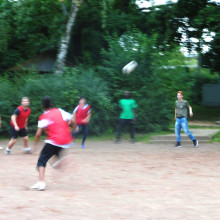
[19,69,112,135]
[0,69,112,136]
[99,31,173,132]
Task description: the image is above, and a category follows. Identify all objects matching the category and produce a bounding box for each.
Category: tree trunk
[55,2,81,75]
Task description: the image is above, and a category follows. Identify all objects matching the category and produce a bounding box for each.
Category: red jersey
[10,106,31,129]
[74,104,91,125]
[38,108,73,146]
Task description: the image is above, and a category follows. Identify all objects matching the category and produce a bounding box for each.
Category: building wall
[203,84,220,106]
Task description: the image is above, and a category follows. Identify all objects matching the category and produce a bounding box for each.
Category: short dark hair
[79,96,86,101]
[124,91,131,99]
[42,96,53,109]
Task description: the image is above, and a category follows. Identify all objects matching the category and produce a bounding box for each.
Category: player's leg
[50,147,67,169]
[181,118,198,147]
[5,125,17,154]
[32,143,58,190]
[116,119,125,142]
[72,125,81,137]
[175,118,182,147]
[20,128,31,153]
[81,125,88,148]
[129,119,135,143]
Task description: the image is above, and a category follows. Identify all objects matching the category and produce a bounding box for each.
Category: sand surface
[0,139,220,220]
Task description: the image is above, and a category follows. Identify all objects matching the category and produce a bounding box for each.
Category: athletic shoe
[0,146,3,150]
[193,139,199,147]
[31,181,46,191]
[175,142,182,148]
[5,147,11,155]
[23,147,32,154]
[81,144,85,149]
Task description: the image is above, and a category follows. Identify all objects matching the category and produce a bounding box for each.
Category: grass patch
[85,129,173,143]
[191,105,220,121]
[210,131,220,143]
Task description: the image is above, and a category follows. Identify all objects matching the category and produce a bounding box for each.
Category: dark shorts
[10,125,28,139]
[37,143,65,168]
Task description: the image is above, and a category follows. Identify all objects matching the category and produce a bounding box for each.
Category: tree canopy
[0,0,219,73]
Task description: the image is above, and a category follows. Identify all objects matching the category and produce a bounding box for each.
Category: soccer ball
[122,61,138,74]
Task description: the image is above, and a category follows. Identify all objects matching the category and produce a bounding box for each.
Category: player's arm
[174,108,177,120]
[71,111,76,123]
[189,105,193,117]
[25,118,29,130]
[11,114,19,131]
[70,111,77,129]
[32,127,44,154]
[82,108,92,123]
[85,112,92,123]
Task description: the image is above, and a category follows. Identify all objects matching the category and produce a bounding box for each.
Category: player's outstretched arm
[32,128,43,154]
[189,106,193,117]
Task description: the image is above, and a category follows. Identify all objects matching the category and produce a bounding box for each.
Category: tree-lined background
[0,0,219,135]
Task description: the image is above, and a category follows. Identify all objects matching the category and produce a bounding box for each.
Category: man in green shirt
[175,91,198,148]
[116,91,137,143]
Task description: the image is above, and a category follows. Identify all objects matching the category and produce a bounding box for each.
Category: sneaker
[31,181,46,191]
[0,146,3,150]
[175,142,182,148]
[193,139,198,147]
[81,144,85,149]
[5,147,11,155]
[23,147,31,154]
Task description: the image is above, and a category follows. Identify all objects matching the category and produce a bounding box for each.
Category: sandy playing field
[0,139,220,220]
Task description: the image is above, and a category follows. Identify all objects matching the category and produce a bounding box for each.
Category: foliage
[210,131,220,143]
[99,31,173,132]
[0,0,66,72]
[0,69,112,135]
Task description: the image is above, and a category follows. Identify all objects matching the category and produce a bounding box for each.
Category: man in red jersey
[72,97,91,148]
[31,96,74,191]
[5,97,31,155]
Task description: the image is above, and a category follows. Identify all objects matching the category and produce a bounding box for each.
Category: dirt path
[0,139,220,220]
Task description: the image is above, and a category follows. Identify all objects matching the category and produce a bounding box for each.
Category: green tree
[0,0,66,73]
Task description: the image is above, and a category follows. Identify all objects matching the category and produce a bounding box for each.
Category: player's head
[21,97,30,107]
[42,96,53,110]
[177,91,183,100]
[79,96,86,105]
[124,91,131,99]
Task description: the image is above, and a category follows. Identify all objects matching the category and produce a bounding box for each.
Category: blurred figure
[72,97,91,148]
[174,91,198,148]
[5,97,31,154]
[31,96,74,191]
[116,91,137,143]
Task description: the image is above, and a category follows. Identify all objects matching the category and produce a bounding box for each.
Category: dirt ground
[0,139,220,220]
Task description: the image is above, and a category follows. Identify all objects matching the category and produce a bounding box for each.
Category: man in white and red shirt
[31,96,74,191]
[72,97,91,148]
[5,97,31,154]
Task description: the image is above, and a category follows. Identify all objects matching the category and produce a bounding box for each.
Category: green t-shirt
[175,100,189,118]
[119,99,137,119]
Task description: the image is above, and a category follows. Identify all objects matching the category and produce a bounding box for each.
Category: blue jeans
[175,118,195,142]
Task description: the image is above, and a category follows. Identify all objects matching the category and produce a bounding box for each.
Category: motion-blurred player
[31,96,74,191]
